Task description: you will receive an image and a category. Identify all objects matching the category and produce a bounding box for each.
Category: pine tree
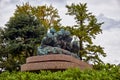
[0,5,46,71]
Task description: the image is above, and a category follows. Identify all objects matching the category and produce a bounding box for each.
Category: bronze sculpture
[37,27,80,59]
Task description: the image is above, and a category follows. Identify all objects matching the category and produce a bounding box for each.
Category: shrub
[0,65,120,80]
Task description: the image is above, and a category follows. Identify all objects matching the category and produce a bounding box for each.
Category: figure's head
[50,27,56,34]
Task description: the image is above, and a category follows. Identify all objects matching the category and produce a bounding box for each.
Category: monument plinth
[21,54,92,71]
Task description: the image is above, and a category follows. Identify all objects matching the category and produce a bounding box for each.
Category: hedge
[0,66,120,80]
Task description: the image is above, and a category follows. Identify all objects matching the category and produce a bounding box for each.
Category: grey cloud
[93,27,120,64]
[41,0,67,6]
[0,0,19,27]
[97,14,120,30]
[85,0,120,6]
[68,0,113,5]
[0,0,18,5]
[9,0,18,4]
[0,0,18,9]
[87,0,112,5]
[117,0,120,5]
[46,0,66,3]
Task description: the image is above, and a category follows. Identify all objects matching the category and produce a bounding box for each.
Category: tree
[0,28,7,71]
[15,3,61,30]
[66,3,106,64]
[0,7,45,71]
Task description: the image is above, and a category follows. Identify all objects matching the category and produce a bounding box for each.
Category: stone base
[21,54,92,71]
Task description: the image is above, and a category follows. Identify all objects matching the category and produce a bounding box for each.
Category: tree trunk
[79,37,83,60]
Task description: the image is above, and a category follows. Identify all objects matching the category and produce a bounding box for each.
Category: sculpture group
[37,27,80,59]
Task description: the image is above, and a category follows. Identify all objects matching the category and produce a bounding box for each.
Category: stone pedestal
[21,54,92,71]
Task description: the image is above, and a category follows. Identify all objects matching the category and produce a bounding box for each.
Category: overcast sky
[0,0,120,64]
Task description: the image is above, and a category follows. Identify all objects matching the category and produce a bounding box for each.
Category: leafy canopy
[15,3,61,29]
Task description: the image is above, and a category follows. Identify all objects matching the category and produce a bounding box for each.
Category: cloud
[93,27,120,64]
[0,0,18,27]
[0,0,18,8]
[46,0,66,4]
[117,0,120,5]
[97,14,120,30]
[1,0,120,27]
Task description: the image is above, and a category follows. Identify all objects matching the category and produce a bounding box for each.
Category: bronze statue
[37,27,80,59]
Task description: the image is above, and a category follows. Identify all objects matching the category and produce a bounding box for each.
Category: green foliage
[0,66,120,80]
[0,3,62,71]
[66,3,106,64]
[0,4,47,71]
